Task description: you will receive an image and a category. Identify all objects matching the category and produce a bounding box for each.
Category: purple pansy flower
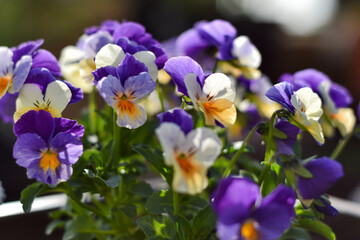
[13,110,84,185]
[297,157,343,200]
[274,120,300,155]
[164,56,236,127]
[157,108,193,135]
[94,53,156,129]
[212,177,296,240]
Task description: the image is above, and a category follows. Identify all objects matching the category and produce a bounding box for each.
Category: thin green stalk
[258,110,281,185]
[112,111,121,168]
[89,87,97,134]
[156,83,165,113]
[63,183,111,224]
[173,190,179,215]
[223,122,262,177]
[330,131,354,160]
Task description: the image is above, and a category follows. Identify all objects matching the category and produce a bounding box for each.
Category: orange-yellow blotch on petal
[0,75,11,98]
[241,220,259,240]
[40,151,60,172]
[202,99,237,127]
[14,105,61,123]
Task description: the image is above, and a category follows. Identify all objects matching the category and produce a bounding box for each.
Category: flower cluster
[4,19,357,240]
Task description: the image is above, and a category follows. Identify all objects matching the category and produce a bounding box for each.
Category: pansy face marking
[40,150,60,173]
[14,80,72,122]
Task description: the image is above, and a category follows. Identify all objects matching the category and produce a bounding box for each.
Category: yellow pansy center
[0,75,12,97]
[176,153,196,177]
[241,220,259,240]
[40,150,60,172]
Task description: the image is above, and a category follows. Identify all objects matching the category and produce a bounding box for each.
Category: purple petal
[50,132,83,165]
[54,117,84,138]
[116,53,148,86]
[197,19,237,47]
[25,68,56,95]
[113,21,146,43]
[13,133,46,167]
[124,72,156,101]
[31,49,62,77]
[55,164,73,183]
[293,69,330,92]
[116,37,147,55]
[97,75,123,106]
[218,36,234,60]
[329,82,353,108]
[265,82,295,114]
[260,184,296,218]
[83,31,113,58]
[176,28,212,59]
[92,66,118,84]
[64,81,83,104]
[297,157,343,199]
[14,110,55,143]
[216,222,241,240]
[0,92,17,124]
[157,109,194,135]
[252,203,293,240]
[164,56,205,96]
[11,55,32,93]
[211,177,260,225]
[278,73,310,91]
[12,39,44,64]
[274,120,300,155]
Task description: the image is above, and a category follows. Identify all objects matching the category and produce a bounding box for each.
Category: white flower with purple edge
[94,53,156,129]
[156,109,222,195]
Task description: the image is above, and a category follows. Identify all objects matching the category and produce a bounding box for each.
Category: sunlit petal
[231,35,261,69]
[133,51,158,81]
[202,73,235,102]
[115,101,147,129]
[184,73,203,110]
[203,99,237,127]
[95,43,125,68]
[45,81,72,113]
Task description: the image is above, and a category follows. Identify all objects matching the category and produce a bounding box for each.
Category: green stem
[258,110,282,185]
[112,111,120,169]
[223,122,262,177]
[173,190,179,215]
[63,183,111,224]
[78,230,117,235]
[88,87,97,134]
[156,83,165,113]
[330,131,354,160]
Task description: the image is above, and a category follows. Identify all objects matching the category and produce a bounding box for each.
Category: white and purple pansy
[156,109,222,195]
[13,110,84,185]
[164,56,237,128]
[211,177,296,240]
[94,53,156,129]
[266,82,325,144]
[14,68,81,122]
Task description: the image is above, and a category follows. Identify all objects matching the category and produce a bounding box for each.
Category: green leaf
[119,204,137,218]
[173,214,193,240]
[260,168,277,196]
[20,182,44,213]
[145,190,173,215]
[101,139,114,168]
[182,195,208,214]
[46,219,65,235]
[133,144,173,185]
[192,206,216,238]
[63,215,97,240]
[297,218,336,240]
[292,164,313,178]
[136,215,175,239]
[130,180,154,198]
[280,227,311,240]
[101,173,121,188]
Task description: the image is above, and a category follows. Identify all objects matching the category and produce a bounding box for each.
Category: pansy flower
[280,69,355,137]
[13,68,80,122]
[212,177,296,240]
[164,56,236,127]
[13,110,84,185]
[266,82,325,144]
[94,53,156,129]
[176,19,261,78]
[274,120,300,155]
[156,109,222,195]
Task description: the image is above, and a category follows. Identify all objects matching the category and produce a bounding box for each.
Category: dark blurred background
[1,0,360,238]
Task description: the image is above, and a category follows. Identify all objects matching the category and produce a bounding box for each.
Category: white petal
[16,84,44,109]
[202,73,235,102]
[0,47,13,76]
[155,123,186,166]
[231,35,261,68]
[318,81,337,114]
[172,162,208,195]
[133,51,158,81]
[306,120,325,144]
[291,87,323,121]
[331,108,356,137]
[186,127,222,167]
[95,44,125,68]
[184,73,203,110]
[45,81,72,112]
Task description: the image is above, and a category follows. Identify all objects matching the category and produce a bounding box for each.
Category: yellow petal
[202,99,237,127]
[330,108,356,137]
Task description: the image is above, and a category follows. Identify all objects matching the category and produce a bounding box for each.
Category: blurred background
[0,0,360,238]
